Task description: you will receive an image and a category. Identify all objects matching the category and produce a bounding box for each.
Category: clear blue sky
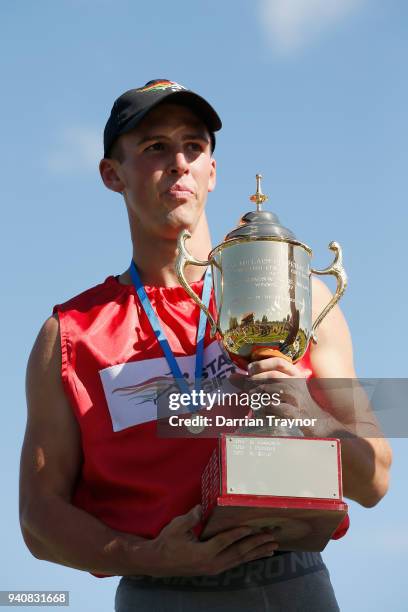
[1,1,407,610]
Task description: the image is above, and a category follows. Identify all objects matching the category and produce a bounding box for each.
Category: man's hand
[229,356,324,433]
[142,505,279,577]
[247,354,310,415]
[244,356,337,437]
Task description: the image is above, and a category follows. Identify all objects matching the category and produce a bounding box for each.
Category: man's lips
[164,185,194,198]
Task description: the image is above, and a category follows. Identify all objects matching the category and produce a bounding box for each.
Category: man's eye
[145,142,165,152]
[187,142,203,152]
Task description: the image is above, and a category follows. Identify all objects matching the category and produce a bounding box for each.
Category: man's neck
[118,215,212,288]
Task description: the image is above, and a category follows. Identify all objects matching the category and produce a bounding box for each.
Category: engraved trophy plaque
[175,175,349,551]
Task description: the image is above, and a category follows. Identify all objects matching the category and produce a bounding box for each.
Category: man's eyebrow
[183,132,210,142]
[137,132,210,145]
[137,134,168,145]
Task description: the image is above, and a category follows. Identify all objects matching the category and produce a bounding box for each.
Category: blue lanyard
[129,260,212,399]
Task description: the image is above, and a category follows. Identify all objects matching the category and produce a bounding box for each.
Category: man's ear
[208,158,217,193]
[99,158,125,194]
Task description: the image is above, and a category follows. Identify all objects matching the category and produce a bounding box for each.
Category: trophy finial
[250,173,268,212]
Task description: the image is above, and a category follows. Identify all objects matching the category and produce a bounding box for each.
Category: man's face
[109,103,216,240]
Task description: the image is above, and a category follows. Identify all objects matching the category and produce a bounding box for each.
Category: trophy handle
[176,229,220,337]
[311,241,347,342]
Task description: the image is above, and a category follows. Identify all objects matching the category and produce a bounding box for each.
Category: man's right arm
[20,316,278,577]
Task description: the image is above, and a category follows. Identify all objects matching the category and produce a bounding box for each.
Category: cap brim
[116,90,222,140]
[161,90,222,132]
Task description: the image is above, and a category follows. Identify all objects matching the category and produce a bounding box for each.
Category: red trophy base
[199,434,348,552]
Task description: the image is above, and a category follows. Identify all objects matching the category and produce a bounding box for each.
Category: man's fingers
[204,526,255,554]
[214,533,279,573]
[249,378,305,411]
[208,529,278,557]
[249,370,291,380]
[229,531,279,559]
[241,541,279,563]
[248,358,297,377]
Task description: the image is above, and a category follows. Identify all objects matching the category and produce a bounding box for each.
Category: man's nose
[168,150,189,175]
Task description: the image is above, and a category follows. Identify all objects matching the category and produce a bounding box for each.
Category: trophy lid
[225,174,296,241]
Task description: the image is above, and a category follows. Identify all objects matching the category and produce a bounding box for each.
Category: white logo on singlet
[99,341,237,432]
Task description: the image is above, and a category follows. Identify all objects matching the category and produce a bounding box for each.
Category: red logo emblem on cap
[137,80,187,94]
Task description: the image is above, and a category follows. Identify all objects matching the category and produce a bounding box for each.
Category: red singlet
[53,275,349,548]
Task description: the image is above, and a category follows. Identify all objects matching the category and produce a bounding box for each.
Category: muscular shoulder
[27,315,61,380]
[310,277,355,377]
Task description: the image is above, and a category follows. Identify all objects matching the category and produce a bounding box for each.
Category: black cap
[103,79,222,157]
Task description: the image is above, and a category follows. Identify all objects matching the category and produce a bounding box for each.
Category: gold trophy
[175,175,349,551]
[176,174,347,368]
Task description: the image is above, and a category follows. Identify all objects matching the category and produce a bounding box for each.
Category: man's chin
[164,213,200,236]
[154,221,193,242]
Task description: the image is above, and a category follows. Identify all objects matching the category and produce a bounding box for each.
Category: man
[20,79,392,611]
